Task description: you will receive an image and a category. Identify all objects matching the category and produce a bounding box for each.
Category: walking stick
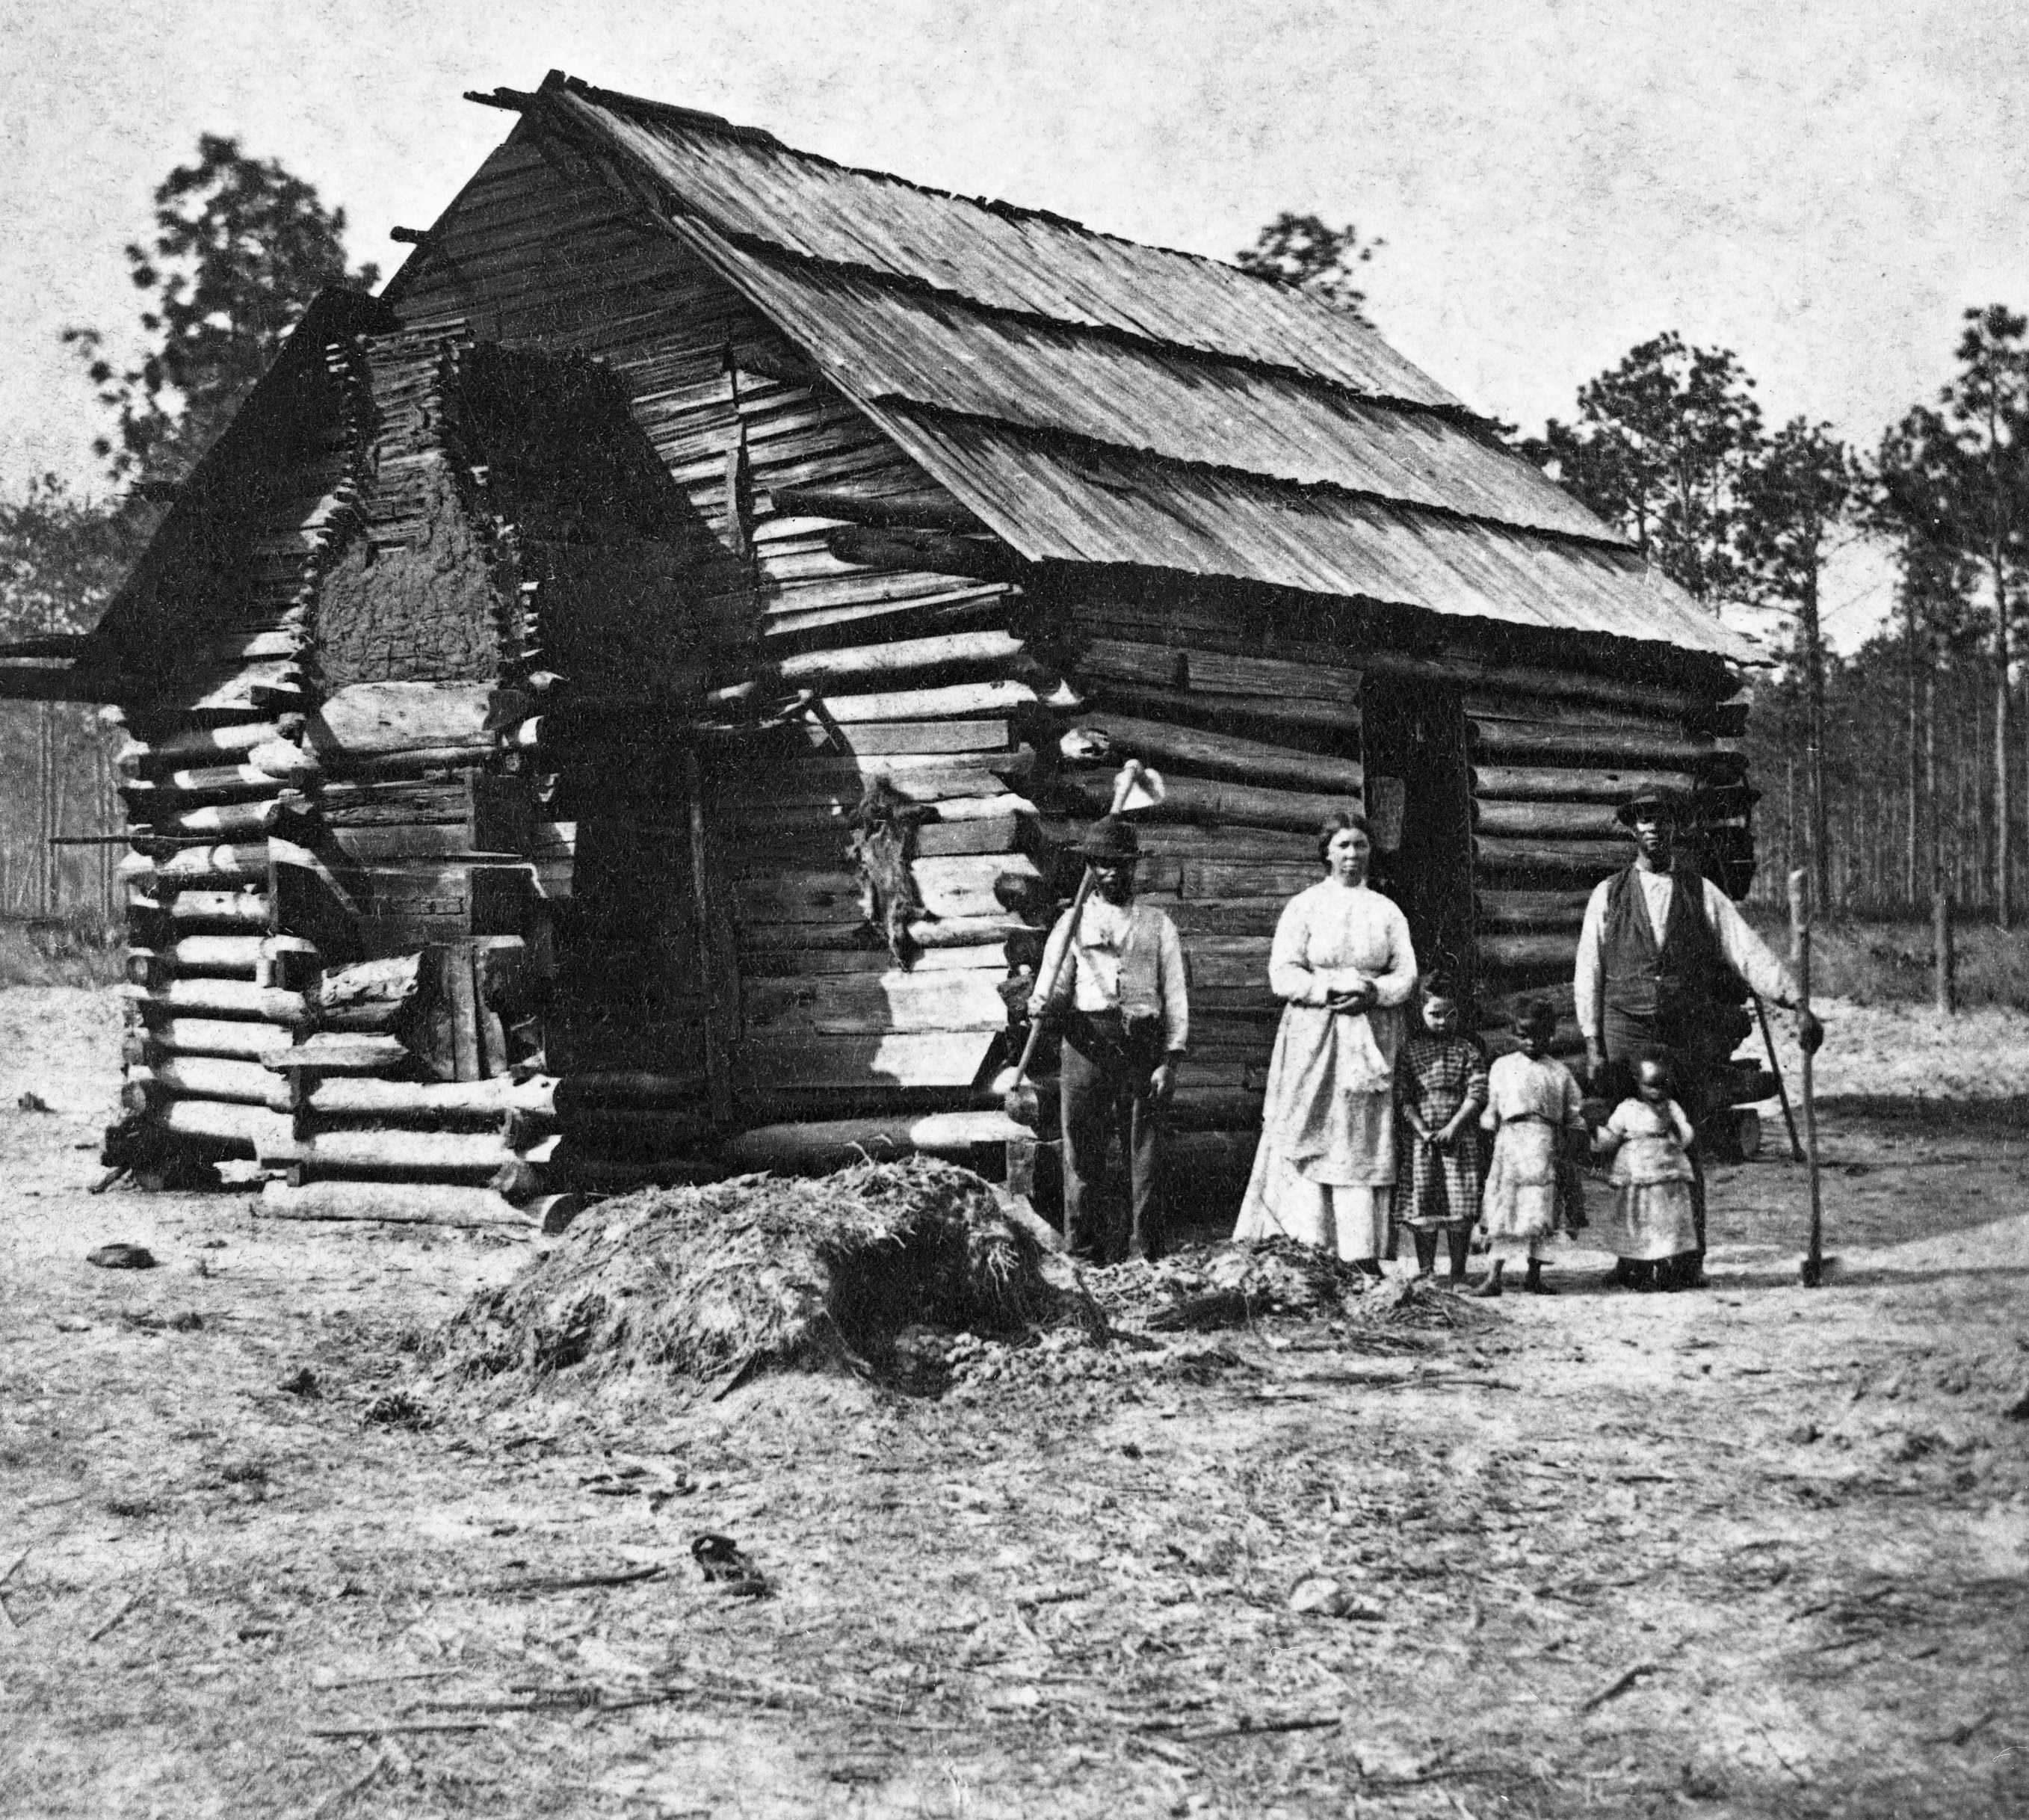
[1788,871,1824,1287]
[1002,759,1162,1113]
[1752,991,1805,1163]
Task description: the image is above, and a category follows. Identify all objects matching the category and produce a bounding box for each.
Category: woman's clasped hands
[1324,978,1378,1016]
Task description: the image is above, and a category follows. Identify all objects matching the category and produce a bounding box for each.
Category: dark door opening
[1361,680,1476,999]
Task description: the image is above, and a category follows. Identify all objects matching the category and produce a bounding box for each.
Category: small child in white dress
[1593,1052,1699,1290]
[1475,999,1588,1298]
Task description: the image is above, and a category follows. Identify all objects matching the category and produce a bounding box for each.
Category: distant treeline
[0,705,119,921]
[1741,644,2010,916]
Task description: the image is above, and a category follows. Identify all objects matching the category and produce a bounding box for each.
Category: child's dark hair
[1635,1045,1677,1092]
[1516,997,1557,1036]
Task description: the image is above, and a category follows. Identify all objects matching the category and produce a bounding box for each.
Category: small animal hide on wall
[845,774,934,965]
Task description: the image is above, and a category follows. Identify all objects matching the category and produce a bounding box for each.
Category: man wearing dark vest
[1029,816,1189,1264]
[1574,788,1823,1287]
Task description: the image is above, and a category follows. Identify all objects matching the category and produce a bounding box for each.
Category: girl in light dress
[1475,999,1589,1298]
[1391,978,1488,1283]
[1593,1051,1700,1291]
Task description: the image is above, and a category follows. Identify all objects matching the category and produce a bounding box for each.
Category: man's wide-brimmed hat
[1075,815,1141,863]
[1615,786,1690,829]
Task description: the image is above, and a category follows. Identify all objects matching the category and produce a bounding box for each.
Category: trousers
[1058,1011,1167,1263]
[1599,1001,1720,1268]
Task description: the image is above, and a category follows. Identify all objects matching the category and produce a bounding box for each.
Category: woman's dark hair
[1315,810,1371,866]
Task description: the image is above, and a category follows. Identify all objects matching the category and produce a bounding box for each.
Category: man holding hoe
[1573,786,1824,1288]
[1026,814,1190,1265]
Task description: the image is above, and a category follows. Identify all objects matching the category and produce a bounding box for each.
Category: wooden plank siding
[391,127,1040,1114]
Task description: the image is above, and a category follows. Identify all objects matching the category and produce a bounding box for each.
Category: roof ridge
[541,73,1403,337]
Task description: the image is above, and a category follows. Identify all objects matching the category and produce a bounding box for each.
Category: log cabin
[10,72,1770,1229]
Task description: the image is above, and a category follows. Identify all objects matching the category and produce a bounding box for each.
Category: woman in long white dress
[1233,812,1419,1267]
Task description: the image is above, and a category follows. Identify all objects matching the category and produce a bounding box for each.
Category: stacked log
[1468,680,1757,1064]
[708,624,1043,1120]
[111,705,330,1179]
[1044,614,1367,1156]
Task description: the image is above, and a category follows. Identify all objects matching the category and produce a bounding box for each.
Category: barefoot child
[1477,999,1588,1297]
[1594,1050,1699,1290]
[1392,979,1489,1282]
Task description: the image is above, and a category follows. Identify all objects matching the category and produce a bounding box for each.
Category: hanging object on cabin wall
[846,774,934,966]
[1115,763,1166,815]
[1368,776,1406,853]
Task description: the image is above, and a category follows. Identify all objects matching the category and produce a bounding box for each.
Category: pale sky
[5,0,2026,649]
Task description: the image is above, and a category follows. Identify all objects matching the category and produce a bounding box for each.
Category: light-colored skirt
[1598,1182,1699,1260]
[1483,1122,1563,1250]
[1233,1157,1391,1262]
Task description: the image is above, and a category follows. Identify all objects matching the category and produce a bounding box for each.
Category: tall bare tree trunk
[1926,667,1940,893]
[1785,748,1798,893]
[1800,568,1833,916]
[1905,594,1922,908]
[1995,542,2013,928]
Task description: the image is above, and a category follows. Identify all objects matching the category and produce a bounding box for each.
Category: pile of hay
[1090,1238,1371,1331]
[430,1157,1080,1398]
[1090,1240,1489,1335]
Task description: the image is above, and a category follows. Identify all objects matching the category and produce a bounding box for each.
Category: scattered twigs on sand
[459,1564,667,1597]
[0,1546,27,1627]
[1174,1712,1343,1741]
[85,1592,140,1644]
[412,1659,953,1730]
[305,1719,492,1739]
[314,1668,464,1691]
[309,1750,394,1818]
[1578,1656,1665,1712]
[1922,1710,1997,1747]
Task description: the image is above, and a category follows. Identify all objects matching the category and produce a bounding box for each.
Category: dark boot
[1412,1230,1440,1278]
[1447,1227,1473,1283]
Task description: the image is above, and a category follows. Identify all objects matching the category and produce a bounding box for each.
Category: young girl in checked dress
[1392,980,1488,1283]
[1476,999,1590,1297]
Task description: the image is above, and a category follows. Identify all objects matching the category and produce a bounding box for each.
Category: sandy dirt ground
[3,986,2028,1819]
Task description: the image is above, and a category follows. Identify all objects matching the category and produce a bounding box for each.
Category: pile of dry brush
[430,1157,1093,1400]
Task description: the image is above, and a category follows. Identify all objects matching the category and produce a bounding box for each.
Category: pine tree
[1737,420,1856,916]
[1235,213,1383,326]
[1519,333,1764,605]
[61,133,379,489]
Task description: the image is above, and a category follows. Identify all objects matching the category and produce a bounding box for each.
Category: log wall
[392,128,1043,1128]
[102,316,727,1200]
[1467,682,1758,1073]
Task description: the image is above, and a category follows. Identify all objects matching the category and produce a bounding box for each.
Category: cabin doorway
[1362,680,1475,999]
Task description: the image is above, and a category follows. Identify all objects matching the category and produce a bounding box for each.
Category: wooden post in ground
[1933,877,1956,1015]
[1790,869,1824,1288]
